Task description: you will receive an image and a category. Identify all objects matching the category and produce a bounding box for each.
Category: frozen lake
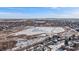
[12,27,65,36]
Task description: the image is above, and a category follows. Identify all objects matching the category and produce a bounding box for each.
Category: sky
[0,7,79,18]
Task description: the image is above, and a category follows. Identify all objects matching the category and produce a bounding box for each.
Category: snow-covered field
[11,36,49,51]
[12,27,65,36]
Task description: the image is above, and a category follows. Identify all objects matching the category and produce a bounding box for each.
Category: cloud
[46,8,79,18]
[0,12,28,18]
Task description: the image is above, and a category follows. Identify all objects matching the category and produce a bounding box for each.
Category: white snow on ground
[12,27,65,36]
[11,36,49,51]
[51,41,64,51]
